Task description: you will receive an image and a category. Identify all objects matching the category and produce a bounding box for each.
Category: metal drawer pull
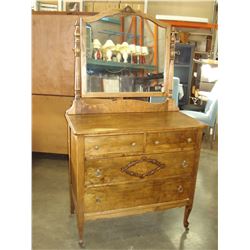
[131,142,136,147]
[96,197,101,203]
[94,145,99,150]
[154,140,160,145]
[177,185,184,193]
[175,50,181,56]
[95,169,102,177]
[182,160,188,168]
[187,138,192,143]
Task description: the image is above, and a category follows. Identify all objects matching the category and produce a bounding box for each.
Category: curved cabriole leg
[183,205,192,230]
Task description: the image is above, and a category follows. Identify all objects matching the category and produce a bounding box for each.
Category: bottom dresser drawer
[84,178,192,213]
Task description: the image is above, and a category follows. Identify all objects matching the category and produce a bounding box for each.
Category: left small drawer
[85,134,144,157]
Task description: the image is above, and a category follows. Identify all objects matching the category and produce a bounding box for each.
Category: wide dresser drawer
[85,151,195,186]
[85,134,144,157]
[84,178,192,213]
[146,130,197,153]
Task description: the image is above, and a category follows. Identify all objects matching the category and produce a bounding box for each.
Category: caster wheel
[78,240,85,248]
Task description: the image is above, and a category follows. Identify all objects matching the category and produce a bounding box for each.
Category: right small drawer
[146,130,196,153]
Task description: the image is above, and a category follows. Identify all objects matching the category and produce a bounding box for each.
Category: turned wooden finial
[122,5,135,14]
[170,27,176,60]
[73,19,81,99]
[168,27,176,93]
[73,20,80,57]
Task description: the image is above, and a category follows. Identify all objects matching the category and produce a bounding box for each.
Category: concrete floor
[32,139,217,250]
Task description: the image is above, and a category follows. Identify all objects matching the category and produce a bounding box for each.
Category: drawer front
[85,151,195,186]
[146,130,196,153]
[85,134,144,157]
[84,178,192,213]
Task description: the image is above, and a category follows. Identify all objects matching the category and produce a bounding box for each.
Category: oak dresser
[65,7,206,247]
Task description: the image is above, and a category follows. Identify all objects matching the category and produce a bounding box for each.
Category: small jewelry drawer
[146,130,196,153]
[85,134,144,157]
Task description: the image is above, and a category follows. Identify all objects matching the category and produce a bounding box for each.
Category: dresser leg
[77,212,85,248]
[183,205,192,230]
[70,193,75,215]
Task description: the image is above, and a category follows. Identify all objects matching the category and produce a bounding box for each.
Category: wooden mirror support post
[65,6,206,247]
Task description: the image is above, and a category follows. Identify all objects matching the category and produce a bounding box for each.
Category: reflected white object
[103,78,120,92]
[93,39,102,49]
[114,43,121,52]
[178,83,184,99]
[129,44,136,64]
[201,64,218,82]
[106,49,113,61]
[102,40,115,61]
[102,39,115,50]
[129,44,136,53]
[135,46,141,64]
[120,43,130,63]
[120,42,129,50]
[141,46,149,55]
[115,43,121,51]
[135,45,141,55]
[116,52,122,62]
[114,44,122,62]
[121,50,128,63]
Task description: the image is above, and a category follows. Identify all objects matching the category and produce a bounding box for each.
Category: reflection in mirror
[84,14,169,95]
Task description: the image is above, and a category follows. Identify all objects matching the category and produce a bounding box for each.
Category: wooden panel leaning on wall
[32,95,73,154]
[32,13,77,96]
[32,12,85,154]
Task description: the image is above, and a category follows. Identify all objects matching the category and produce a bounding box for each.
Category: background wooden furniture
[32,12,88,154]
[65,7,206,247]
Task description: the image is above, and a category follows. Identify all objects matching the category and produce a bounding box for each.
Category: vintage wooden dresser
[65,7,206,247]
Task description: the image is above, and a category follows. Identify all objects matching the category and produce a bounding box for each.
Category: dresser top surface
[66,111,206,135]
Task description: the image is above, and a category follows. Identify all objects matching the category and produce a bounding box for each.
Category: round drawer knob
[187,138,192,143]
[177,185,184,193]
[95,169,102,177]
[94,145,99,150]
[131,142,136,147]
[182,160,188,168]
[96,197,101,203]
[154,140,160,145]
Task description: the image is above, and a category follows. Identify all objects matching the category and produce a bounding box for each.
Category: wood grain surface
[84,177,192,213]
[66,111,206,135]
[62,7,207,244]
[85,151,195,186]
[146,130,196,153]
[84,199,189,220]
[85,134,144,157]
[32,14,76,96]
[32,95,73,154]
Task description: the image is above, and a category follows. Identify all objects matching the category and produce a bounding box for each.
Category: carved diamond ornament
[121,156,166,179]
